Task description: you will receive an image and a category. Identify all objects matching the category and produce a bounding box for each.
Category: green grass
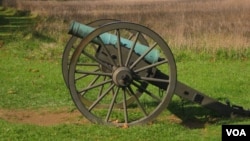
[0,7,250,141]
[177,59,250,104]
[0,48,72,109]
[0,118,220,141]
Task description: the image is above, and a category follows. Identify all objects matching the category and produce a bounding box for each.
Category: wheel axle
[112,67,133,87]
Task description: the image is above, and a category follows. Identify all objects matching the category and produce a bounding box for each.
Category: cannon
[62,19,250,126]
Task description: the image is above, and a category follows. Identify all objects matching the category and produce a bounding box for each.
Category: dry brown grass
[3,0,250,54]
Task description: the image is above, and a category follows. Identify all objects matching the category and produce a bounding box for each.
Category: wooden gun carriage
[62,19,250,126]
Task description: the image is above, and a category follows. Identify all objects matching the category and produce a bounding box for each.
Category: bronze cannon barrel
[68,21,160,64]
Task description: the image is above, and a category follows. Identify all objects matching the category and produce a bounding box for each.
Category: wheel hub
[112,67,133,87]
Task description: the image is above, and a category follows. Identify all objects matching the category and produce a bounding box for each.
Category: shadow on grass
[0,16,9,25]
[14,10,31,17]
[168,100,249,129]
[32,31,56,42]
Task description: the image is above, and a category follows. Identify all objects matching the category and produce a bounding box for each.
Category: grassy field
[0,0,250,140]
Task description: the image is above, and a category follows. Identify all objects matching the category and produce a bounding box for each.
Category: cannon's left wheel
[68,21,177,126]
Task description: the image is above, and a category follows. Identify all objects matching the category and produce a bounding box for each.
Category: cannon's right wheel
[62,19,149,108]
[68,21,177,126]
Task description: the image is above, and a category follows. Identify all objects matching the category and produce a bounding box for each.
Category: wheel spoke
[132,81,161,102]
[125,32,140,67]
[129,42,157,69]
[88,84,115,111]
[140,77,169,83]
[98,76,107,97]
[78,79,113,94]
[79,75,101,96]
[116,29,123,66]
[82,51,112,71]
[123,88,128,123]
[127,32,135,40]
[75,68,100,81]
[127,86,148,116]
[75,70,112,77]
[105,87,120,122]
[134,59,168,73]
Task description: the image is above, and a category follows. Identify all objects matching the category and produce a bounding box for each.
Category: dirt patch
[0,108,216,128]
[0,108,90,126]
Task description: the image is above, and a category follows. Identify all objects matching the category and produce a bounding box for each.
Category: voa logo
[226,129,246,136]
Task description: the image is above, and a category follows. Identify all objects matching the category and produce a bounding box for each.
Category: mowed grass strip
[0,6,37,41]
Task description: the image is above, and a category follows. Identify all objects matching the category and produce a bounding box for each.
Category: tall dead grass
[3,0,250,57]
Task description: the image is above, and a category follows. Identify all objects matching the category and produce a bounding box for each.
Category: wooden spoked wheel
[62,19,149,108]
[68,21,177,126]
